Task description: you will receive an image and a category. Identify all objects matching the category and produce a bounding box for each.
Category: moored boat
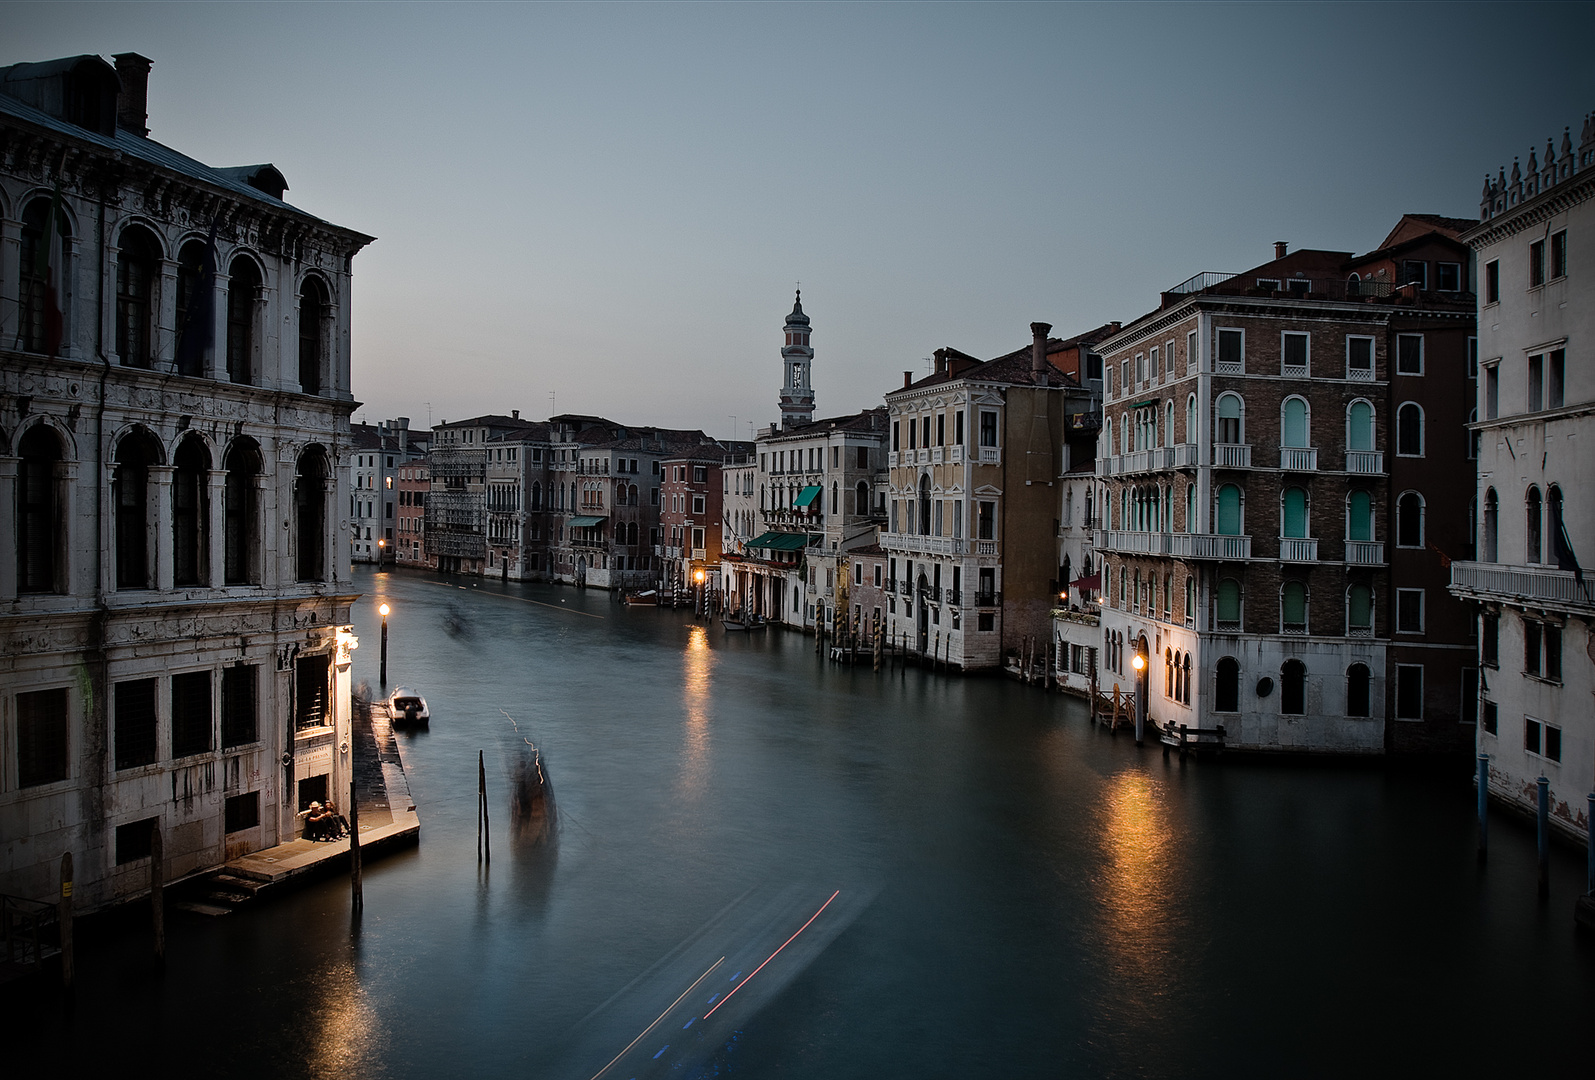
[388,686,429,725]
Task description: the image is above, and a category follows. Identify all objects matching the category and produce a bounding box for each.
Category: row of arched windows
[1205,577,1375,635]
[1108,479,1417,545]
[1102,394,1417,457]
[1479,484,1566,564]
[12,421,332,596]
[1212,657,1372,717]
[1164,649,1192,705]
[12,195,333,392]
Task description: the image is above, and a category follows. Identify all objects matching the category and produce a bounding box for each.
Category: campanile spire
[779,289,815,428]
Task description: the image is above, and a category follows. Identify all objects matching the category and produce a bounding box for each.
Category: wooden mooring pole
[350,779,363,910]
[150,823,165,968]
[1537,775,1550,898]
[59,851,73,993]
[479,750,491,865]
[1476,753,1489,863]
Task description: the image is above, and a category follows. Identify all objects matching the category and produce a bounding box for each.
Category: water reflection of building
[0,53,372,909]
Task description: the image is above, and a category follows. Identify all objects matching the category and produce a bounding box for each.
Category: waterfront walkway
[183,698,420,912]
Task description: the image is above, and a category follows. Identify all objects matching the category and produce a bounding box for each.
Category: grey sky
[8,2,1591,437]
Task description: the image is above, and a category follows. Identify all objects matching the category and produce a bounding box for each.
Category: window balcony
[975,590,1000,607]
[1345,541,1384,565]
[1096,530,1174,555]
[978,446,1001,464]
[1174,442,1200,468]
[946,588,961,605]
[1346,451,1384,474]
[932,447,945,464]
[888,452,900,467]
[886,534,967,557]
[1347,366,1376,383]
[1213,443,1251,468]
[1278,537,1318,562]
[976,540,998,555]
[1170,532,1252,560]
[1279,447,1317,471]
[1449,561,1595,613]
[948,446,965,464]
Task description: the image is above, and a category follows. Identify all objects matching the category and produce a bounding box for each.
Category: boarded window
[115,678,158,770]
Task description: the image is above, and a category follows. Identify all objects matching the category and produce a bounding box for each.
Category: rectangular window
[977,612,995,632]
[1468,337,1478,380]
[1545,623,1562,681]
[1217,328,1243,371]
[1401,260,1428,289]
[1282,332,1308,375]
[979,411,998,448]
[1485,364,1499,419]
[1395,664,1423,720]
[1524,717,1541,755]
[1437,262,1462,292]
[1482,612,1499,666]
[115,817,158,864]
[874,563,882,588]
[692,495,705,515]
[1529,240,1545,287]
[1549,349,1565,409]
[694,466,707,484]
[1545,723,1562,762]
[1549,229,1568,279]
[222,664,258,748]
[952,499,963,539]
[1347,336,1374,378]
[1187,330,1197,372]
[692,527,705,549]
[115,678,158,770]
[1396,334,1423,375]
[892,422,900,452]
[225,791,260,833]
[295,654,329,730]
[18,687,69,788]
[1528,353,1545,411]
[171,670,212,758]
[1486,260,1500,303]
[1524,619,1542,675]
[977,501,995,540]
[1482,701,1498,736]
[1120,361,1129,393]
[298,773,329,812]
[1397,589,1424,633]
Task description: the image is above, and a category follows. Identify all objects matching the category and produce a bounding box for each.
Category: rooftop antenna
[924,356,934,373]
[548,391,556,418]
[426,402,432,428]
[729,415,736,447]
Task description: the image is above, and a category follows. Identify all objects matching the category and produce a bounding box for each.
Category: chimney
[1274,241,1288,260]
[904,370,913,388]
[113,53,153,137]
[512,409,520,420]
[1031,322,1052,384]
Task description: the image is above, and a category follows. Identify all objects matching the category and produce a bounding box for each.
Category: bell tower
[779,290,815,429]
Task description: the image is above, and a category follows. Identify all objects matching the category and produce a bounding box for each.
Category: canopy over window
[569,515,606,527]
[747,531,810,551]
[792,485,822,509]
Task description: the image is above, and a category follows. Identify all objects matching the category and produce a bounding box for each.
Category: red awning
[1069,573,1100,590]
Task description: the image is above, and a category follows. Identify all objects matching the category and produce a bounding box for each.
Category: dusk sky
[8,2,1591,438]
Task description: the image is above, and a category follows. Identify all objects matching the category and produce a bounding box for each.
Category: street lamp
[694,568,706,617]
[378,537,386,567]
[379,602,390,687]
[1131,652,1147,746]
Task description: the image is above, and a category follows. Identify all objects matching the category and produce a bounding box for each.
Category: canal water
[13,567,1595,1078]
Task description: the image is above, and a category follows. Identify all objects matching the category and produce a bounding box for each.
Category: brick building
[1095,219,1477,753]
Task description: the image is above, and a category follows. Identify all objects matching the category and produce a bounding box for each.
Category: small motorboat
[388,686,429,725]
[722,612,767,631]
[624,590,659,606]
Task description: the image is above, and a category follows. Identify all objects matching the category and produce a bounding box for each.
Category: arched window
[1483,488,1498,562]
[1347,583,1373,635]
[115,430,161,589]
[856,481,869,516]
[117,225,160,369]
[1184,576,1194,625]
[227,255,261,385]
[295,447,330,582]
[1396,403,1424,456]
[1216,578,1241,628]
[1549,485,1566,564]
[1347,490,1373,542]
[224,439,263,585]
[1347,401,1374,452]
[1281,487,1308,538]
[1182,653,1192,705]
[531,481,541,510]
[1165,401,1174,447]
[172,436,210,587]
[19,196,72,356]
[1525,486,1542,563]
[569,482,576,509]
[1102,416,1112,458]
[1185,394,1196,443]
[298,277,328,394]
[17,425,65,593]
[1165,648,1174,697]
[1281,581,1307,633]
[1281,397,1309,448]
[629,484,639,506]
[1347,664,1371,717]
[1185,483,1195,533]
[1216,483,1242,535]
[1281,659,1306,715]
[1397,492,1425,548]
[628,521,639,545]
[1216,394,1242,444]
[831,482,838,516]
[174,240,207,376]
[1216,657,1240,712]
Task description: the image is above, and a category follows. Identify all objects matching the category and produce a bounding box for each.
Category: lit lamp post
[1131,652,1147,746]
[377,537,386,568]
[379,603,390,687]
[694,568,706,618]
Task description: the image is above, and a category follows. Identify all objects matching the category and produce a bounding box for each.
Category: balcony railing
[1174,442,1200,468]
[946,588,961,605]
[1346,451,1384,474]
[932,447,945,464]
[886,534,967,557]
[1450,561,1595,611]
[1173,533,1252,560]
[1278,537,1318,562]
[978,446,1001,464]
[975,591,999,607]
[888,452,899,467]
[1347,365,1376,383]
[949,446,965,464]
[1213,443,1251,468]
[1279,447,1317,471]
[1345,540,1384,565]
[976,540,998,555]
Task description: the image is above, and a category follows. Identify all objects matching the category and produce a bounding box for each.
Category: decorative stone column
[206,270,230,382]
[0,456,17,600]
[207,468,227,588]
[252,473,269,587]
[157,257,178,371]
[322,477,337,585]
[57,460,78,597]
[150,464,174,592]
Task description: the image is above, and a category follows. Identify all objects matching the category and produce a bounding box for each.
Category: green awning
[792,485,822,508]
[569,515,606,528]
[747,531,810,551]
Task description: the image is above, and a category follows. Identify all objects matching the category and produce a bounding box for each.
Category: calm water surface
[15,568,1595,1078]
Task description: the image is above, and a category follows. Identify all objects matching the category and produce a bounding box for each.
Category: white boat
[388,686,429,725]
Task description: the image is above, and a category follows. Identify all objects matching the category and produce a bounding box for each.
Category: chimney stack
[512,409,520,420]
[1274,241,1288,260]
[904,370,913,388]
[1031,322,1052,384]
[113,53,152,137]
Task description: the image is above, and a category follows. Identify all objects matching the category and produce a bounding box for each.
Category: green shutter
[1348,402,1373,451]
[1349,584,1372,629]
[1282,582,1307,626]
[1282,399,1307,448]
[1348,491,1371,541]
[1217,485,1241,535]
[1217,579,1241,622]
[1282,487,1307,538]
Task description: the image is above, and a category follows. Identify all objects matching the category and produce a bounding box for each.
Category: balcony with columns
[1345,451,1384,474]
[1278,537,1319,562]
[1279,447,1318,471]
[1095,530,1253,560]
[1450,561,1595,615]
[1345,541,1385,565]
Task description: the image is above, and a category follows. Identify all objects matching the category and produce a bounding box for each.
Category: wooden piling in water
[350,779,363,910]
[150,823,164,968]
[479,750,491,864]
[59,851,73,992]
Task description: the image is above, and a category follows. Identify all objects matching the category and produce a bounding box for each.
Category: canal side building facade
[0,54,374,909]
[1451,120,1595,840]
[1095,222,1478,753]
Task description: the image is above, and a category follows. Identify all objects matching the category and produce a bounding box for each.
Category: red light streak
[702,890,840,1020]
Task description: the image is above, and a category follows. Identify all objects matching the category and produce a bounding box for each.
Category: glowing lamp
[379,603,390,618]
[1132,654,1145,672]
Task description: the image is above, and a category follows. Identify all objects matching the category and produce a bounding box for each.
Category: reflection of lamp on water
[379,603,390,686]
